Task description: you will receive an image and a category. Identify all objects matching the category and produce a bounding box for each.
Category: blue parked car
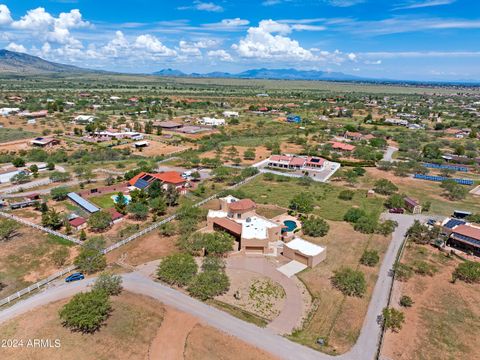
[65,272,85,283]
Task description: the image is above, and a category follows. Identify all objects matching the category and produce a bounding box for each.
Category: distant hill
[153,67,366,81]
[0,49,96,75]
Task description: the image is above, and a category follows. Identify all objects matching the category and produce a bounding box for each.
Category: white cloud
[221,18,250,27]
[326,0,366,7]
[364,59,382,65]
[232,20,315,61]
[0,4,12,26]
[291,24,326,31]
[179,1,224,12]
[6,42,26,53]
[394,0,456,10]
[347,52,357,61]
[179,40,202,56]
[134,34,177,56]
[207,49,233,61]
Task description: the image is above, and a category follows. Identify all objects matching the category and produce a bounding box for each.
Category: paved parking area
[277,260,307,277]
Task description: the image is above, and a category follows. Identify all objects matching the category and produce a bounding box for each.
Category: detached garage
[283,238,326,268]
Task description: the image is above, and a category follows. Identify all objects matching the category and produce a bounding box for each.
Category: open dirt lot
[0,291,278,360]
[382,245,480,360]
[0,226,79,299]
[292,220,390,355]
[200,145,271,165]
[114,140,191,157]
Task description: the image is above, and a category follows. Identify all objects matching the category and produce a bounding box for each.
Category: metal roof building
[67,192,100,213]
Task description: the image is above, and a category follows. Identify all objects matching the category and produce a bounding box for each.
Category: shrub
[412,260,437,276]
[376,220,398,236]
[394,262,413,281]
[51,186,70,201]
[382,307,405,332]
[289,192,314,213]
[399,295,413,307]
[127,202,149,220]
[354,216,378,234]
[159,222,176,237]
[360,249,380,267]
[92,272,123,296]
[331,267,366,297]
[452,261,480,283]
[301,216,330,237]
[263,172,275,181]
[59,290,111,333]
[51,247,69,267]
[0,219,20,241]
[157,253,198,287]
[343,208,367,223]
[188,270,230,301]
[201,256,226,272]
[338,190,354,200]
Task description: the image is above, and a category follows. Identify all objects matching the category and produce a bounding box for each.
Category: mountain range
[0,49,98,75]
[153,67,366,81]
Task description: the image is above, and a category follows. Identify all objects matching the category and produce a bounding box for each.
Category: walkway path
[226,256,305,335]
[382,146,398,162]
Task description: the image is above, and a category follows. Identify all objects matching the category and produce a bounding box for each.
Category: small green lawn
[89,193,115,209]
[238,175,384,221]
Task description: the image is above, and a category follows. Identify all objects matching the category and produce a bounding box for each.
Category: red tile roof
[289,157,306,166]
[330,141,356,151]
[228,199,256,212]
[213,217,242,235]
[107,208,123,221]
[153,171,186,185]
[69,217,86,227]
[452,224,480,241]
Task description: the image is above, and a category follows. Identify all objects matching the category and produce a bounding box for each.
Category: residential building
[283,237,327,267]
[18,110,48,118]
[30,137,60,148]
[128,171,189,193]
[447,223,480,256]
[199,117,226,126]
[67,192,100,214]
[0,107,20,116]
[329,141,356,152]
[206,196,282,254]
[222,111,239,118]
[73,115,95,124]
[267,155,326,171]
[68,216,87,231]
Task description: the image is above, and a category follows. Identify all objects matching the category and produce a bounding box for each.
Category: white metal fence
[0,171,260,307]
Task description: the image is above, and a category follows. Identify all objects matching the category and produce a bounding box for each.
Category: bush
[360,249,380,267]
[301,216,330,237]
[394,262,413,281]
[338,190,354,200]
[127,202,149,220]
[92,272,123,296]
[188,270,230,301]
[51,186,70,201]
[343,208,367,223]
[382,307,405,332]
[331,267,366,297]
[354,216,378,234]
[452,261,480,283]
[399,295,413,307]
[376,220,398,236]
[201,256,226,272]
[157,253,198,287]
[413,260,437,276]
[0,219,20,241]
[159,222,176,237]
[59,290,111,333]
[263,172,275,181]
[51,247,69,267]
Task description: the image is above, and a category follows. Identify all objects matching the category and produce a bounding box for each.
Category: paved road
[382,146,398,162]
[0,213,427,360]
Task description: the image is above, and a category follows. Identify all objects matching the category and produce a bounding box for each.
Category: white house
[222,111,239,118]
[74,115,95,124]
[200,117,226,126]
[0,108,20,116]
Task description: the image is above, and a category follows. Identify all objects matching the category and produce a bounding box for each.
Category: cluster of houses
[206,195,326,267]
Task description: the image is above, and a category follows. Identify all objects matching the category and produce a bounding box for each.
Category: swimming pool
[111,194,131,205]
[283,220,298,232]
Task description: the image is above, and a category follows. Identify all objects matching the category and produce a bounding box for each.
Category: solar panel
[414,174,473,185]
[444,219,465,229]
[453,233,480,247]
[134,178,150,189]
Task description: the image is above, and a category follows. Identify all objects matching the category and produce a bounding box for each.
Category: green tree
[289,192,314,213]
[374,179,398,195]
[41,208,63,230]
[354,216,378,234]
[331,267,366,297]
[202,232,235,255]
[382,307,405,332]
[147,180,163,199]
[164,185,179,207]
[49,171,71,182]
[243,148,256,160]
[159,222,176,236]
[74,237,107,274]
[376,220,398,236]
[12,157,25,168]
[385,193,405,209]
[0,219,20,241]
[344,208,367,223]
[441,179,468,200]
[51,186,70,201]
[212,166,231,182]
[188,270,230,301]
[399,295,414,307]
[150,196,167,216]
[59,290,111,333]
[114,192,128,214]
[127,202,149,220]
[157,253,198,286]
[92,272,123,296]
[302,216,330,237]
[88,210,112,232]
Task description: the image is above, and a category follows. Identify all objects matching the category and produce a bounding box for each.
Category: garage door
[245,246,264,254]
[294,252,309,265]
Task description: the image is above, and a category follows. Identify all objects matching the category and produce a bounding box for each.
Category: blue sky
[1,0,479,80]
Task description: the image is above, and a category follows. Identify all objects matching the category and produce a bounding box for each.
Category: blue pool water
[111,194,131,205]
[283,220,297,232]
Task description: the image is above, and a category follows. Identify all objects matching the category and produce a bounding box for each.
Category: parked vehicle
[389,208,404,214]
[65,272,85,283]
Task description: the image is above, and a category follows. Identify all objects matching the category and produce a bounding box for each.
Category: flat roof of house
[238,216,279,240]
[67,192,99,213]
[285,237,325,256]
